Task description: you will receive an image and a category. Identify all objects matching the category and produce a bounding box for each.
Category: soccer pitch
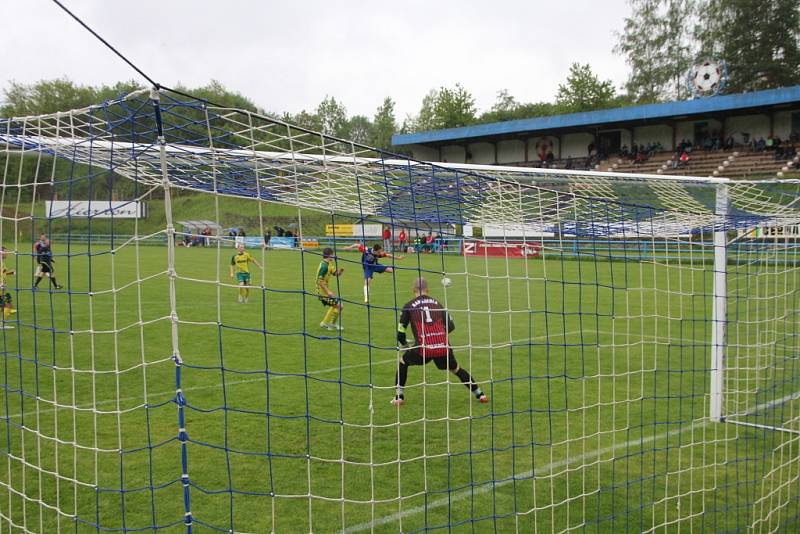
[1,241,798,532]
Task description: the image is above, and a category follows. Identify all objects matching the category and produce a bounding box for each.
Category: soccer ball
[688,60,724,95]
[441,277,452,288]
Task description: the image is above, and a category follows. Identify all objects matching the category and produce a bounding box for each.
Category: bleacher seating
[599,146,800,179]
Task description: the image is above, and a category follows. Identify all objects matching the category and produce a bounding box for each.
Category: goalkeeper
[229,243,262,304]
[316,247,344,331]
[392,277,488,406]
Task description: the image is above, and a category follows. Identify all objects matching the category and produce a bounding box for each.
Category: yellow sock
[244,287,250,299]
[323,306,336,324]
[328,307,340,324]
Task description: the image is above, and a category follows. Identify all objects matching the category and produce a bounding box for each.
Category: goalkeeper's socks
[473,388,484,399]
[363,285,369,303]
[395,387,404,398]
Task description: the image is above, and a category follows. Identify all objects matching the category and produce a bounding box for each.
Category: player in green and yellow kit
[0,247,17,325]
[316,247,344,331]
[229,243,262,303]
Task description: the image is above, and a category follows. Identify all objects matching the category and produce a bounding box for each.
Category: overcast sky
[2,0,631,120]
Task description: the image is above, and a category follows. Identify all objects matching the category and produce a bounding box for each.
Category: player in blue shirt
[344,242,403,303]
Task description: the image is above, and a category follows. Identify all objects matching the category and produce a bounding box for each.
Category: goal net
[1,88,799,532]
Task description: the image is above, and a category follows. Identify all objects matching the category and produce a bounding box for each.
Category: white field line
[341,391,800,534]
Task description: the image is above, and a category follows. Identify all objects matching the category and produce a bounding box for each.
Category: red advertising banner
[461,240,541,258]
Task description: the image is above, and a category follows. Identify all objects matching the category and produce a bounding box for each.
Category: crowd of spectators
[620,142,664,165]
[749,132,798,160]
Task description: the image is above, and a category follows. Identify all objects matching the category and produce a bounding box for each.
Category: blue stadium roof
[392,85,800,146]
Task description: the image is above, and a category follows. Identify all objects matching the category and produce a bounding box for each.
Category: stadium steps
[603,148,799,179]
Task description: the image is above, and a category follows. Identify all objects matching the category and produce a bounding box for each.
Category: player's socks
[34,277,42,288]
[363,284,368,303]
[454,368,484,399]
[394,363,409,398]
[51,278,62,289]
[390,394,404,406]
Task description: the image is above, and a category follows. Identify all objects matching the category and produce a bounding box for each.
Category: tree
[185,79,260,112]
[401,89,439,133]
[478,89,520,122]
[478,90,563,123]
[697,0,800,92]
[555,63,618,112]
[371,97,397,150]
[615,0,697,102]
[432,83,477,129]
[346,115,373,145]
[316,96,348,138]
[1,78,144,117]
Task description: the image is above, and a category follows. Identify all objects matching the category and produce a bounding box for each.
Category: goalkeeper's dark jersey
[399,295,451,358]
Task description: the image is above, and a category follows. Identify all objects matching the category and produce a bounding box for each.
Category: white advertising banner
[45,200,147,219]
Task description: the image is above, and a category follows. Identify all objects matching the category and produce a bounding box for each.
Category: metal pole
[710,184,728,422]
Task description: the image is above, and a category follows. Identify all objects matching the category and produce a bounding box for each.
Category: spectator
[756,137,766,152]
[725,135,734,150]
[565,156,574,170]
[678,151,689,168]
[383,227,392,252]
[264,230,272,248]
[413,234,423,253]
[398,229,407,252]
[634,151,646,165]
[766,136,774,150]
[202,225,211,247]
[703,136,713,150]
[422,232,434,253]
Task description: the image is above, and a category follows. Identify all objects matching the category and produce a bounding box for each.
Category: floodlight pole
[710,184,729,423]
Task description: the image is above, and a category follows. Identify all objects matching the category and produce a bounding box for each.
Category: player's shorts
[37,262,53,275]
[401,347,458,370]
[363,264,388,279]
[317,294,340,307]
[236,272,251,284]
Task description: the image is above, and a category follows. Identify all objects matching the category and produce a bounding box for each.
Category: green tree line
[2,0,797,139]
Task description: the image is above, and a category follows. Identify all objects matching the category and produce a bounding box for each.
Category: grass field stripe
[6,357,396,419]
[10,328,586,419]
[342,390,800,533]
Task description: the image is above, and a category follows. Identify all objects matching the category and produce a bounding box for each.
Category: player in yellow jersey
[316,247,344,331]
[229,243,262,304]
[0,247,17,327]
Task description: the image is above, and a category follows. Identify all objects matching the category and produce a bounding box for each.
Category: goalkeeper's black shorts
[401,348,458,371]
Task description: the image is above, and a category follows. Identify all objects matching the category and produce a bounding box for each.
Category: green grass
[20,193,331,237]
[0,241,799,533]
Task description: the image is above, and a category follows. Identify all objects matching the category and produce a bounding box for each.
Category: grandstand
[392,85,800,179]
